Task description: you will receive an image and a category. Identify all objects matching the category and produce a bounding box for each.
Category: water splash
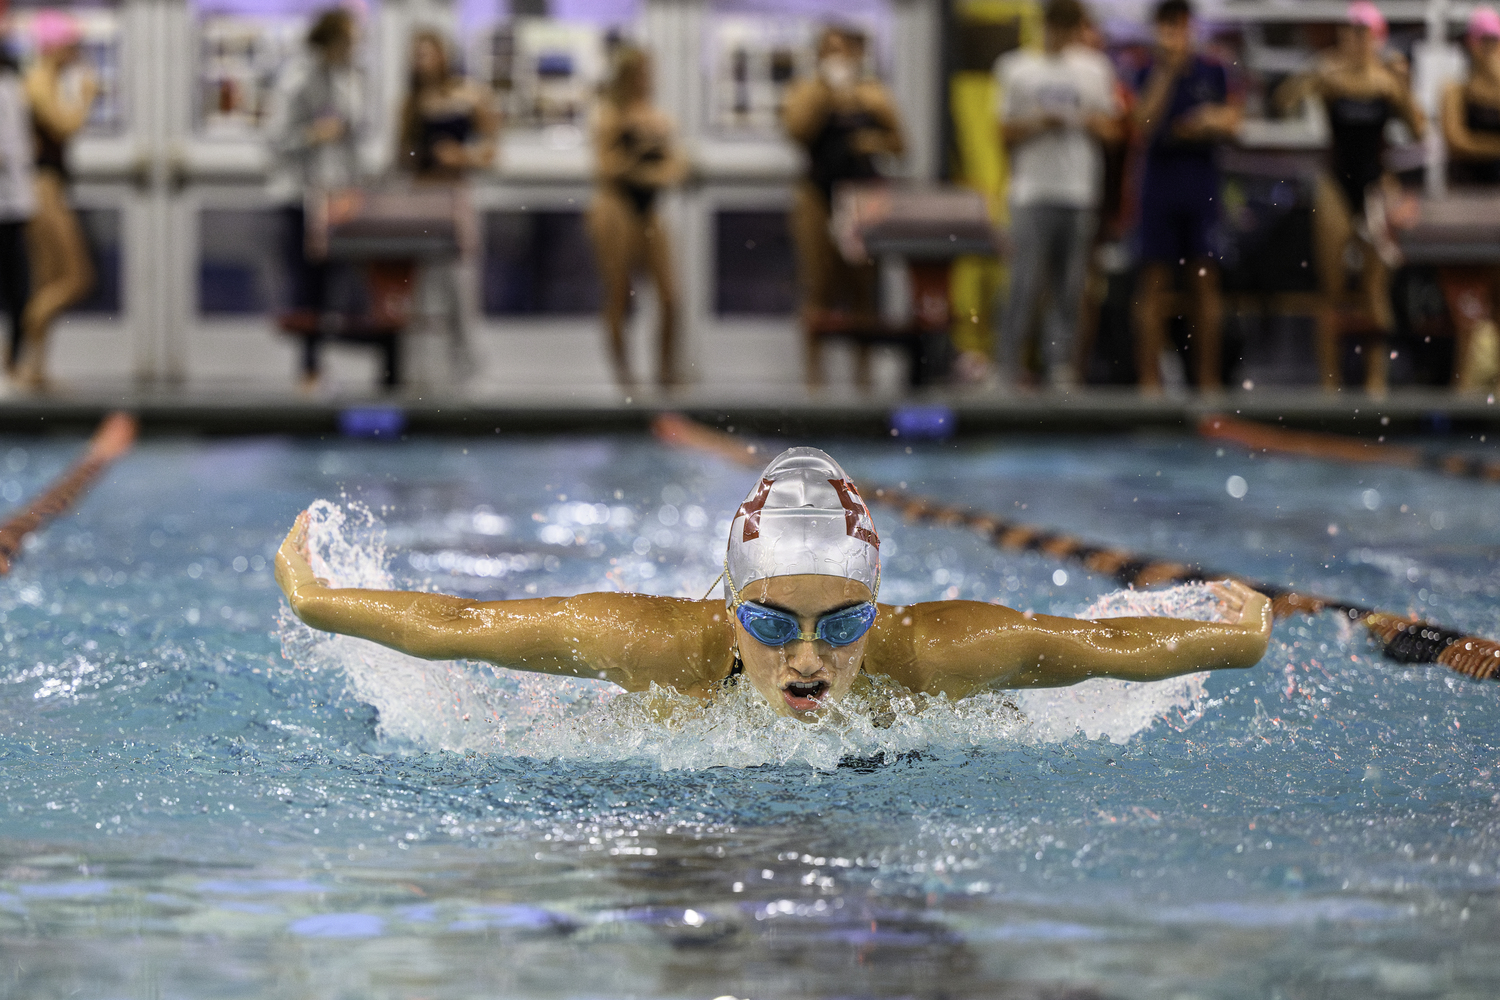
[280,504,1227,763]
[301,500,392,590]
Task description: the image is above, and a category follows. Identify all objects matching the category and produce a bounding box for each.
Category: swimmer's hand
[1209,579,1273,640]
[274,510,328,608]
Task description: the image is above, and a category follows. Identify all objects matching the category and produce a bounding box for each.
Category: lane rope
[0,412,138,575]
[653,413,1499,683]
[1200,413,1500,483]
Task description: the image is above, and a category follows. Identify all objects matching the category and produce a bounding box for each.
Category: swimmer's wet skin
[276,448,1273,720]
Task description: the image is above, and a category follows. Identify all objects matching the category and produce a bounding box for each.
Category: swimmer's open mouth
[782,680,830,712]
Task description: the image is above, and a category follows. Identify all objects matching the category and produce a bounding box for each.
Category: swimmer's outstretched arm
[274,513,732,696]
[871,581,1272,699]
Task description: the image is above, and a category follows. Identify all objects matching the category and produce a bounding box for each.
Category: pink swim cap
[1347,1,1389,40]
[31,10,83,53]
[1469,6,1500,43]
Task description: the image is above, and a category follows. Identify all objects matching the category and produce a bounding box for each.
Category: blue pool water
[1,431,1497,999]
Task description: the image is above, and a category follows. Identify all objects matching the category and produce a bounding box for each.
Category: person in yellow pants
[17,10,96,391]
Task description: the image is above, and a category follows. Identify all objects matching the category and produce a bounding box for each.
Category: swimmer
[275,448,1272,718]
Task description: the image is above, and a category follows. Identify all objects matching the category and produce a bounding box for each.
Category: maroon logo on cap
[738,478,774,542]
[829,478,879,548]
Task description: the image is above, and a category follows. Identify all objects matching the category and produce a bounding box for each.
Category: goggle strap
[701,569,726,602]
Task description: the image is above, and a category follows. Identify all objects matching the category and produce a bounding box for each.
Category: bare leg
[1132,262,1172,393]
[790,183,833,387]
[19,171,94,390]
[641,212,680,388]
[1437,266,1494,390]
[1187,258,1223,391]
[1358,233,1393,396]
[586,192,640,389]
[845,256,878,390]
[1311,175,1353,391]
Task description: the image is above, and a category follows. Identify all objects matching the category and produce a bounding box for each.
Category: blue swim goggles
[734,600,878,648]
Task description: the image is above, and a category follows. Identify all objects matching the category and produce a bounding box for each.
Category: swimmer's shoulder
[869,599,1031,639]
[594,595,734,697]
[864,602,1050,695]
[570,591,729,635]
[863,599,1031,689]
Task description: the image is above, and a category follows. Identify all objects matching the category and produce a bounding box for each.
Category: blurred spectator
[781,24,904,387]
[1275,1,1424,394]
[0,32,34,379]
[397,29,498,180]
[17,9,96,391]
[585,46,686,390]
[396,29,498,386]
[266,7,362,391]
[1129,0,1240,394]
[1436,7,1500,391]
[1442,7,1500,186]
[994,0,1121,391]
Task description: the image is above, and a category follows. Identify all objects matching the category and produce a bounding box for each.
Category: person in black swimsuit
[1326,91,1397,214]
[1443,8,1500,187]
[17,11,97,391]
[1437,7,1500,390]
[781,25,905,387]
[585,46,687,390]
[1450,99,1500,186]
[398,30,498,182]
[1275,2,1425,395]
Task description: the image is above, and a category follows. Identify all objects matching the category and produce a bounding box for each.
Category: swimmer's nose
[785,639,823,676]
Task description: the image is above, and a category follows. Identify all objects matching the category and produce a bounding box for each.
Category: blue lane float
[339,407,407,439]
[890,405,956,440]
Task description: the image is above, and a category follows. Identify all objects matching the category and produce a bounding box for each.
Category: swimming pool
[1,430,1496,999]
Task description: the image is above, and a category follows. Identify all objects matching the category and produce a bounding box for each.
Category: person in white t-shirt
[995,0,1121,389]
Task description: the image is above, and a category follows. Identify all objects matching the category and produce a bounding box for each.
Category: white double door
[52,0,181,387]
[67,0,420,389]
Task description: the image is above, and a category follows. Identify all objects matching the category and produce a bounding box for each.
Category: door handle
[130,152,152,192]
[168,148,190,193]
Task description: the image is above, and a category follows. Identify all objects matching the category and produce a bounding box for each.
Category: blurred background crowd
[1,0,1499,399]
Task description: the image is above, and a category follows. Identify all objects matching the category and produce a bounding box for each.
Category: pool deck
[0,381,1495,436]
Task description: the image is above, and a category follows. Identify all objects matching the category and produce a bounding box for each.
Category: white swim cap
[725,447,880,602]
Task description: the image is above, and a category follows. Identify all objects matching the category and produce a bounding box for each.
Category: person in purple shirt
[1129,0,1241,394]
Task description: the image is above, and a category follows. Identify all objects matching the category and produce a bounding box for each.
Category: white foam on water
[278,504,1225,765]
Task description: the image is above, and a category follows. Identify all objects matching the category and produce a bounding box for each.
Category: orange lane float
[0,412,138,575]
[1199,413,1500,482]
